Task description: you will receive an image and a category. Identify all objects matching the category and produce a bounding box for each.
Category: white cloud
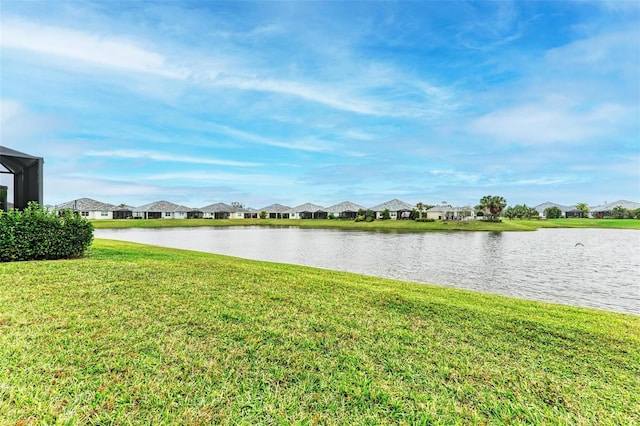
[1,18,454,118]
[0,99,61,142]
[85,149,261,167]
[469,101,626,144]
[206,123,338,153]
[1,19,188,79]
[143,171,290,186]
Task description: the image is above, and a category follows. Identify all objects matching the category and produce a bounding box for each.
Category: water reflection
[95,227,640,315]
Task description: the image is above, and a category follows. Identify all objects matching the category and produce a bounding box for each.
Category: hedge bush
[0,202,94,262]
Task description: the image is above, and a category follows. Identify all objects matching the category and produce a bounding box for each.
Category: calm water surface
[95,227,640,315]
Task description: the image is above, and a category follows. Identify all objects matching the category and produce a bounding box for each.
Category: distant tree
[259,210,267,219]
[634,208,640,219]
[381,208,391,220]
[416,202,425,219]
[365,209,376,222]
[611,206,628,219]
[476,195,507,220]
[231,201,245,209]
[544,206,562,219]
[576,203,589,217]
[503,206,516,220]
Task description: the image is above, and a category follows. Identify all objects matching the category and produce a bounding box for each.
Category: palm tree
[575,202,589,218]
[416,202,425,219]
[476,195,507,220]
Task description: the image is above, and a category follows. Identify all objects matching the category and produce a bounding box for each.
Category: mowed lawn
[1,240,639,424]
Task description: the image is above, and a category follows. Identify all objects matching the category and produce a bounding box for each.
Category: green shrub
[0,202,94,262]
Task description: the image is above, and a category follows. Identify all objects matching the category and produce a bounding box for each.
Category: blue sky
[1,0,639,209]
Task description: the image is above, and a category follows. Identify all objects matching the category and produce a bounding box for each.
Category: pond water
[95,227,640,315]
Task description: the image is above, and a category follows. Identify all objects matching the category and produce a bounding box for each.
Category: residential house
[534,202,571,218]
[426,205,475,220]
[258,203,291,219]
[590,200,640,218]
[133,200,193,219]
[369,199,414,220]
[288,203,328,219]
[326,201,366,219]
[200,202,233,219]
[237,207,258,219]
[113,204,135,219]
[56,197,115,220]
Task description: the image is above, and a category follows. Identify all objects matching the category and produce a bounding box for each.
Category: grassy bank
[1,240,638,424]
[91,217,640,231]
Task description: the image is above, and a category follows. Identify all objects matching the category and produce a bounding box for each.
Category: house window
[101,211,109,217]
[81,211,89,217]
[165,212,171,217]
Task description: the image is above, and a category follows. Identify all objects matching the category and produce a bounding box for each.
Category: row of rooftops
[54,198,421,214]
[51,198,639,215]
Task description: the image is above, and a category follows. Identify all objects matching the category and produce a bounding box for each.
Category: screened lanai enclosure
[0,146,44,211]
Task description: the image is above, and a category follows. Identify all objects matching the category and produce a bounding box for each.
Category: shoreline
[91,217,640,231]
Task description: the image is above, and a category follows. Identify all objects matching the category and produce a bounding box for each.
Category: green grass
[1,240,639,424]
[91,217,640,231]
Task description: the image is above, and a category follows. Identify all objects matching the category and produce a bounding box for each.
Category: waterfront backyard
[1,239,638,424]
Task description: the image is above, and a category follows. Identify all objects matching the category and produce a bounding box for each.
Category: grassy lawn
[1,240,639,424]
[91,217,640,231]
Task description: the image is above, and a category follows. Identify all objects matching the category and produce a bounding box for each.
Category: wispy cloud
[1,19,188,79]
[86,149,261,167]
[143,171,290,186]
[469,101,626,144]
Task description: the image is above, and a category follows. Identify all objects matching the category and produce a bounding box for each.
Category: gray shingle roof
[288,203,326,213]
[258,203,291,213]
[200,202,233,213]
[56,198,115,211]
[591,200,640,212]
[426,205,473,213]
[326,201,366,213]
[534,202,572,213]
[369,199,414,211]
[133,200,193,212]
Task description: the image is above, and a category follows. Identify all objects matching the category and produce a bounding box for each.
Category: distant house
[200,203,233,219]
[426,205,475,220]
[133,200,193,219]
[590,200,640,218]
[259,203,291,219]
[56,197,115,220]
[565,207,585,218]
[534,202,571,218]
[326,201,366,219]
[237,207,258,219]
[369,199,414,220]
[113,205,135,219]
[288,203,328,219]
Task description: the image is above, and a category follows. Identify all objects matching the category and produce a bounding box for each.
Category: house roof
[534,202,572,213]
[326,201,366,213]
[200,202,233,213]
[591,200,640,212]
[259,203,291,213]
[56,197,116,211]
[426,205,473,212]
[369,199,414,211]
[133,200,193,212]
[288,203,326,213]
